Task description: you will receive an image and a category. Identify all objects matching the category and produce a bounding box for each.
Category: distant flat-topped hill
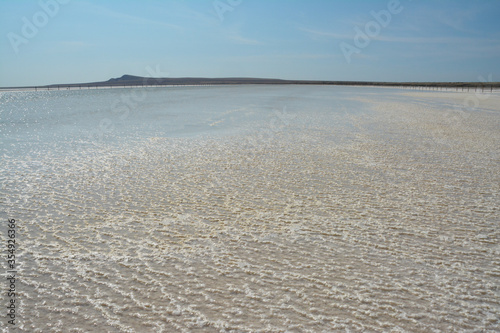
[101,75,295,86]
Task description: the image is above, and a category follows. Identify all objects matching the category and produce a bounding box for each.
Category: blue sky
[1,0,499,87]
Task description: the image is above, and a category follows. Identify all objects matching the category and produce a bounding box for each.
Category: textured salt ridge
[1,89,499,332]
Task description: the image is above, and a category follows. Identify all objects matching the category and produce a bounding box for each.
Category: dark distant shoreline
[2,74,500,91]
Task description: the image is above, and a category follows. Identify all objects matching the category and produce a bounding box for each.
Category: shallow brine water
[1,85,499,332]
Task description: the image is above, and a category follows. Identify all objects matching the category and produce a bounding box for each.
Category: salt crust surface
[1,86,499,332]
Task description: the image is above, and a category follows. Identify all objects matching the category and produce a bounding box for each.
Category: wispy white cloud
[226,53,337,61]
[216,21,263,45]
[166,2,219,27]
[369,35,500,45]
[396,2,494,36]
[44,41,94,54]
[400,42,500,59]
[60,41,92,48]
[224,30,261,45]
[300,26,500,46]
[78,1,182,31]
[432,7,481,33]
[299,27,352,40]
